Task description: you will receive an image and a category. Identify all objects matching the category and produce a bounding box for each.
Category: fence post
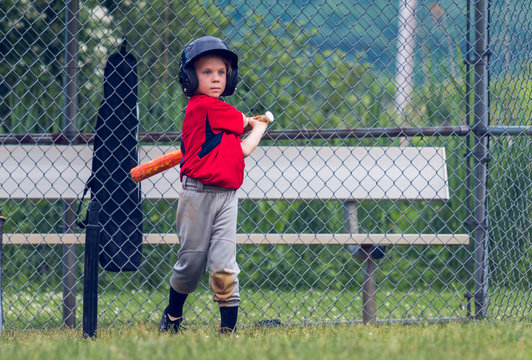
[83,200,100,338]
[472,0,491,319]
[62,0,80,328]
[0,216,5,332]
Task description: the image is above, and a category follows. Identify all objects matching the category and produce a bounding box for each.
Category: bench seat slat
[3,233,469,246]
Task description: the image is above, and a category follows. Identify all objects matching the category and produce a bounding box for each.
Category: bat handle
[248,112,274,124]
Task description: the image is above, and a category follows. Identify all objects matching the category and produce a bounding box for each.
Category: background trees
[0,1,529,293]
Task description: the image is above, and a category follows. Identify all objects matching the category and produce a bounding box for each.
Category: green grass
[2,288,471,329]
[0,321,530,360]
[3,288,530,330]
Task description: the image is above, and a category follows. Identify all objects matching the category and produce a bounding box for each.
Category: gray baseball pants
[170,175,240,307]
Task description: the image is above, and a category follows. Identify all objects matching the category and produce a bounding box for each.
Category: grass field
[0,321,530,360]
[2,287,470,329]
[3,287,531,330]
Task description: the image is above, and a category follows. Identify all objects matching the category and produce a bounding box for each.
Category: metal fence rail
[0,0,530,330]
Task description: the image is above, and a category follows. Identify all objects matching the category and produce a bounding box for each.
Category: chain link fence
[0,0,530,330]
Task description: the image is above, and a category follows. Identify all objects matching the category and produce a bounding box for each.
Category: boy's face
[194,55,227,99]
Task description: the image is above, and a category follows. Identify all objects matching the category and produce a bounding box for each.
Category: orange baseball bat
[130,149,183,182]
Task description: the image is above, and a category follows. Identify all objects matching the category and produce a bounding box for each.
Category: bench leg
[62,200,77,328]
[363,256,377,324]
[344,201,378,323]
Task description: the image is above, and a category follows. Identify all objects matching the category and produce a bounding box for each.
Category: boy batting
[159,36,270,334]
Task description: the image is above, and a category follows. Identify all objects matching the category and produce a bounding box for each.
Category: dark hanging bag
[78,38,143,272]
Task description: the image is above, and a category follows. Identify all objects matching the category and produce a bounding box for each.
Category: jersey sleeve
[208,99,244,136]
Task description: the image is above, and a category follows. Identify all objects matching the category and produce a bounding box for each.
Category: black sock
[166,286,188,319]
[220,306,238,331]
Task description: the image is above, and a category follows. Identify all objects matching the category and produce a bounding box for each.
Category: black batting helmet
[178,36,238,97]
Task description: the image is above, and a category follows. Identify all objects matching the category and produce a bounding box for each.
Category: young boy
[159,36,268,334]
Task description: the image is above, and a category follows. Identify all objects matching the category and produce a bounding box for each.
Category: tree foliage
[0,1,529,294]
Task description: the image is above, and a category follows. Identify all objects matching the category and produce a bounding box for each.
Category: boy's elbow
[241,144,252,157]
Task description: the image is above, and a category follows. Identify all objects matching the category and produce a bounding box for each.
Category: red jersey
[179,95,245,189]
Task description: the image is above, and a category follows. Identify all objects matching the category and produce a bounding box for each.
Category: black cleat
[218,326,235,335]
[159,308,182,334]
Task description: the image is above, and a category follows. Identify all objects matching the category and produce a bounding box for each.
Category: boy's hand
[247,117,268,131]
[246,111,274,125]
[244,111,274,134]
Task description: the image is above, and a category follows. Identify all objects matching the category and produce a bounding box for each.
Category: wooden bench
[0,144,469,325]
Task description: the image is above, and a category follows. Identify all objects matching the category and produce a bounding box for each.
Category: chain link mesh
[0,0,530,330]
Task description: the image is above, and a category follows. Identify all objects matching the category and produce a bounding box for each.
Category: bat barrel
[130,149,183,182]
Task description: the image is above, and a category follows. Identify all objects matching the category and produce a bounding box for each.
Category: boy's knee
[210,268,238,302]
[171,251,206,293]
[170,277,199,294]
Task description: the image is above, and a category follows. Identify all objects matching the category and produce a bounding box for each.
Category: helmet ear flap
[221,65,238,97]
[179,65,198,96]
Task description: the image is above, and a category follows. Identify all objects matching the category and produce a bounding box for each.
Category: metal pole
[83,201,100,339]
[395,0,418,134]
[0,216,6,332]
[2,125,532,145]
[63,0,80,328]
[344,201,377,324]
[362,258,377,324]
[472,0,491,319]
[464,0,474,319]
[62,201,77,328]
